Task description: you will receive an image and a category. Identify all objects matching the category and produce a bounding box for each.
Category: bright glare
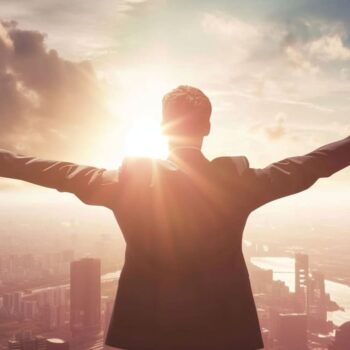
[105,68,174,161]
[122,119,168,159]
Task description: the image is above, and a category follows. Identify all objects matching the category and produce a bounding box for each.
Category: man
[0,85,349,350]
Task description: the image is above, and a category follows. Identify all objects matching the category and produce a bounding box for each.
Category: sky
[0,0,349,227]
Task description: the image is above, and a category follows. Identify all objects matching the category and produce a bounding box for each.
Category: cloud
[201,12,264,62]
[0,0,151,60]
[309,35,350,61]
[202,13,350,115]
[0,21,108,158]
[264,114,287,140]
[283,46,318,73]
[248,113,288,141]
[280,19,350,69]
[202,12,260,41]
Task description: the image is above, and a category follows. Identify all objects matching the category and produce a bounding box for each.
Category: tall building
[40,303,57,330]
[104,297,115,332]
[21,339,36,350]
[23,300,38,320]
[261,328,271,350]
[295,253,309,313]
[35,335,47,350]
[329,321,350,350]
[276,313,308,350]
[57,304,67,328]
[308,271,327,331]
[53,286,66,307]
[3,293,14,314]
[70,258,101,334]
[13,291,23,314]
[7,339,21,350]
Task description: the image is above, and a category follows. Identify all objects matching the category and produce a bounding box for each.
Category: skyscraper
[23,300,38,321]
[276,313,308,350]
[35,335,47,350]
[295,253,309,313]
[70,258,101,334]
[104,297,115,333]
[308,271,327,331]
[13,291,23,315]
[7,339,21,350]
[329,321,350,350]
[3,293,14,314]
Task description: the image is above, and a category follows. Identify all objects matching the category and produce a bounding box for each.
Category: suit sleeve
[242,136,350,211]
[0,149,120,208]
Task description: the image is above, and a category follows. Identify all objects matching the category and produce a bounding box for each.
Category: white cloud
[264,113,287,140]
[308,34,350,61]
[201,12,264,62]
[284,46,319,73]
[0,21,12,48]
[0,0,150,59]
[202,12,261,40]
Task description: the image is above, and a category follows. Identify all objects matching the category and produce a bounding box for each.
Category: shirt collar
[168,146,202,153]
[167,146,205,163]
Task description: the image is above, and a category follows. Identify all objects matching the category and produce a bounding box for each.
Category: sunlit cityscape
[1,0,350,349]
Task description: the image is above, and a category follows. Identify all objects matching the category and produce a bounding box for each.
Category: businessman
[0,85,349,350]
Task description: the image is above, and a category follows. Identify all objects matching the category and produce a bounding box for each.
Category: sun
[122,119,168,159]
[96,66,180,167]
[107,69,174,160]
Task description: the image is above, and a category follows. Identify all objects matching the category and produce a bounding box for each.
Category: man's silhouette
[0,85,349,350]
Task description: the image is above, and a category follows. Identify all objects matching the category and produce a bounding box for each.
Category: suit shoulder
[121,157,176,171]
[120,157,176,184]
[211,156,250,176]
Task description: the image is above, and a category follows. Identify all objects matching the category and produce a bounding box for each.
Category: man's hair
[162,85,212,136]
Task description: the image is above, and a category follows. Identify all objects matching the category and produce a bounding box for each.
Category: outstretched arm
[0,149,120,208]
[242,135,350,211]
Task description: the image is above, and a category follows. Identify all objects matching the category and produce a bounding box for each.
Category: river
[251,257,350,327]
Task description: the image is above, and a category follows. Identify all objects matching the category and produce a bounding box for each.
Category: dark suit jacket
[1,136,349,350]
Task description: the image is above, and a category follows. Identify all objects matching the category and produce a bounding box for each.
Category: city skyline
[0,1,349,350]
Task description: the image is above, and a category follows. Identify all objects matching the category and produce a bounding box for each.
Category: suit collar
[167,146,207,164]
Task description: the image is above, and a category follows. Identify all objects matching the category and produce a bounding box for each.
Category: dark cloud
[0,21,108,158]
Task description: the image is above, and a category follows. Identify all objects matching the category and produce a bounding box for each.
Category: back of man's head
[162,85,212,137]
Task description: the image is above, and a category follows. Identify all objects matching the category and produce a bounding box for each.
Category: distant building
[308,271,328,332]
[8,330,36,350]
[52,287,64,307]
[295,253,309,313]
[261,328,271,350]
[70,258,101,334]
[276,313,308,350]
[35,335,47,350]
[7,339,21,350]
[3,293,14,314]
[23,300,38,320]
[103,297,114,332]
[329,321,350,350]
[40,303,57,330]
[21,338,36,350]
[13,291,23,315]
